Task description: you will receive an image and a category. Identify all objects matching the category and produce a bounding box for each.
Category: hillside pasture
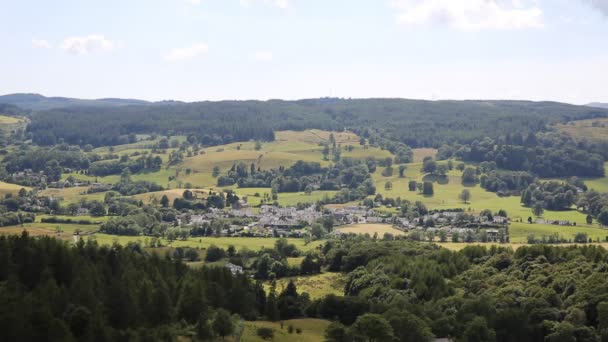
[0,181,29,196]
[373,163,591,225]
[240,319,331,342]
[337,223,405,236]
[267,272,346,299]
[179,130,392,188]
[509,221,608,243]
[555,118,608,141]
[131,188,211,204]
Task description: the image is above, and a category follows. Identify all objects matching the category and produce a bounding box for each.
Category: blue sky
[1,0,607,103]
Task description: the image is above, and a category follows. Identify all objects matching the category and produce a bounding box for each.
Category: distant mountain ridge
[587,102,608,109]
[0,93,150,111]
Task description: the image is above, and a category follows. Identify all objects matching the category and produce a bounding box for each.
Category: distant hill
[0,93,150,111]
[26,98,608,148]
[587,102,608,109]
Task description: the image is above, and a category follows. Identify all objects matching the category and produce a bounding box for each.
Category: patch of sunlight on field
[509,221,608,243]
[266,272,346,299]
[374,162,591,223]
[337,223,405,236]
[555,118,608,141]
[240,319,331,342]
[0,181,30,196]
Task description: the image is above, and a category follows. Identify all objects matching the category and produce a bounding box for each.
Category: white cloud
[583,0,608,16]
[32,39,52,49]
[252,51,273,61]
[164,43,209,61]
[240,0,289,9]
[61,35,114,55]
[389,0,543,30]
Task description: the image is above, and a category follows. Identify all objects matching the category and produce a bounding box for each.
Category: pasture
[555,118,608,141]
[266,272,346,299]
[178,129,391,189]
[373,162,592,224]
[509,221,608,243]
[239,319,331,342]
[337,223,405,236]
[0,181,29,196]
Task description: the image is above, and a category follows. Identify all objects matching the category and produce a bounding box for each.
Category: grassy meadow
[266,272,346,299]
[555,118,608,141]
[0,180,29,196]
[336,223,406,236]
[239,319,331,342]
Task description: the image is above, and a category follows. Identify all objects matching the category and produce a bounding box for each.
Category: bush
[257,327,274,340]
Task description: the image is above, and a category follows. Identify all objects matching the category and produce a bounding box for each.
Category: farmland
[555,118,608,141]
[239,319,331,342]
[0,180,29,196]
[266,272,346,299]
[336,223,406,236]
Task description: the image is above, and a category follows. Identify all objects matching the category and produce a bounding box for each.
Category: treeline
[219,159,376,196]
[88,154,162,177]
[317,238,608,341]
[0,233,265,341]
[27,99,608,148]
[440,134,605,178]
[521,181,579,211]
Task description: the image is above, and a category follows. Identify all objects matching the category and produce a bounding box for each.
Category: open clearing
[412,148,438,163]
[555,118,608,141]
[266,272,346,299]
[0,115,22,124]
[131,188,211,204]
[337,223,405,236]
[509,221,608,243]
[0,181,29,196]
[239,319,330,342]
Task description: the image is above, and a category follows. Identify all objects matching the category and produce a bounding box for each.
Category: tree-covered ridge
[318,239,608,342]
[0,232,263,341]
[27,98,608,147]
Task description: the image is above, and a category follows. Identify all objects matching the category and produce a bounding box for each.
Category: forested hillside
[0,232,262,341]
[25,98,608,147]
[0,93,150,111]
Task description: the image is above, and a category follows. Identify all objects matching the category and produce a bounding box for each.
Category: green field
[0,180,29,196]
[239,319,331,342]
[509,221,608,243]
[372,161,599,235]
[0,115,22,124]
[266,272,346,299]
[555,118,608,141]
[337,223,405,236]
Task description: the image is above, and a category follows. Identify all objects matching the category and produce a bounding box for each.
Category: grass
[131,188,211,204]
[509,221,608,243]
[266,272,346,299]
[372,161,600,240]
[0,115,22,124]
[38,186,108,205]
[412,148,438,163]
[337,223,405,236]
[240,319,331,342]
[166,237,324,252]
[555,118,608,141]
[0,181,29,196]
[231,187,338,207]
[179,130,391,189]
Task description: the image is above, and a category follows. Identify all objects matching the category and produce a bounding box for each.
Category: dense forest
[317,238,608,342]
[0,232,263,341]
[5,233,608,341]
[24,98,608,148]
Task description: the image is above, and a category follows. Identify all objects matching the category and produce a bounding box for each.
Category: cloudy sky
[1,0,607,103]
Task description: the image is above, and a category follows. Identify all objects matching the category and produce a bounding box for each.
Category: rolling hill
[0,93,150,111]
[588,102,608,109]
